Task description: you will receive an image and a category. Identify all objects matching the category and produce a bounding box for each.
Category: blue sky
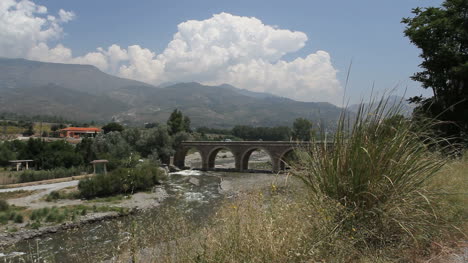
[3,0,443,104]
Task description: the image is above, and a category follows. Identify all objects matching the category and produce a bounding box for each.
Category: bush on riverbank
[0,199,9,211]
[0,201,27,225]
[18,166,85,183]
[78,163,163,199]
[292,99,451,250]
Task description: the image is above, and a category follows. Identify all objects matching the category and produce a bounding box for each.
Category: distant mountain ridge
[348,96,415,116]
[0,57,345,128]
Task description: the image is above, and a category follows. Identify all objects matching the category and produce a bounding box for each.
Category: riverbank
[0,169,292,253]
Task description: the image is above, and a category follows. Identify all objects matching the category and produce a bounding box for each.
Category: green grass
[85,194,127,203]
[17,167,84,183]
[44,189,79,202]
[0,200,27,225]
[26,205,129,228]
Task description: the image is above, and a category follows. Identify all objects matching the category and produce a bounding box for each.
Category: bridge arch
[207,146,238,170]
[278,148,296,171]
[173,146,206,169]
[241,147,274,171]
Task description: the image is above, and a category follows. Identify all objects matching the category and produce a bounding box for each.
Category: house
[59,127,102,138]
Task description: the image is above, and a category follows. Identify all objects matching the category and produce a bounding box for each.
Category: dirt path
[2,180,81,209]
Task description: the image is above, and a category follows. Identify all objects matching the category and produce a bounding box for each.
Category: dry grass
[0,190,39,200]
[0,171,19,185]
[111,99,468,262]
[129,155,465,262]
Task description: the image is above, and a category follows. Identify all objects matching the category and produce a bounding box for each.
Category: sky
[0,0,443,105]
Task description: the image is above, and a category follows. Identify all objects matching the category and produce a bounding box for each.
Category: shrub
[13,214,23,223]
[8,211,17,220]
[46,191,61,202]
[0,199,9,212]
[29,221,41,229]
[78,163,162,199]
[0,214,8,225]
[18,167,84,183]
[292,97,449,249]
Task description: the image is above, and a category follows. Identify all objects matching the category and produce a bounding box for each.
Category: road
[0,180,80,208]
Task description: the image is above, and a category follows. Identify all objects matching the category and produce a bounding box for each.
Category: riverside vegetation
[110,99,467,262]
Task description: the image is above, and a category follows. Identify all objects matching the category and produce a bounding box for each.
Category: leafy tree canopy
[292,118,313,141]
[101,122,124,134]
[167,109,191,135]
[403,0,468,145]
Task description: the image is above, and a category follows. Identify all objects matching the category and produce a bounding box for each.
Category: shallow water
[1,171,230,262]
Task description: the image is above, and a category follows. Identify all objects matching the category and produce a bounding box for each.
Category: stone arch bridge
[173,141,313,173]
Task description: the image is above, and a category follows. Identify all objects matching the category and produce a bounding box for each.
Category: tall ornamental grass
[293,97,451,248]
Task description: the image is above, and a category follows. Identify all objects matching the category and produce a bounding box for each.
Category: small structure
[9,160,34,171]
[59,127,102,139]
[90,160,108,174]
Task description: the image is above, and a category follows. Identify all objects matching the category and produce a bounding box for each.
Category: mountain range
[0,58,410,128]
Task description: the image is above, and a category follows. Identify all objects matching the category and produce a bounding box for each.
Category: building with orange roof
[59,127,102,139]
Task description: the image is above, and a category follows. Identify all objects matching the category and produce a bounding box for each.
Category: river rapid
[1,169,283,262]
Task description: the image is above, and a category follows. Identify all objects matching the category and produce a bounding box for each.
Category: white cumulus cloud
[0,1,342,104]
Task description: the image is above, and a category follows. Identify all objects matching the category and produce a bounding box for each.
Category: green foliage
[136,126,174,162]
[18,167,83,183]
[102,122,124,134]
[30,206,69,224]
[0,199,9,212]
[75,137,96,163]
[196,127,232,135]
[121,128,141,146]
[23,124,34,136]
[292,118,313,141]
[172,131,192,149]
[167,109,191,135]
[232,125,291,141]
[91,132,134,169]
[78,163,162,199]
[2,138,84,170]
[0,142,17,166]
[13,213,23,223]
[293,98,449,248]
[403,0,468,146]
[0,213,7,224]
[46,191,75,202]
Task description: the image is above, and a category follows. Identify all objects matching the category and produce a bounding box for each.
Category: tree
[136,126,174,163]
[102,122,124,134]
[23,123,34,136]
[0,142,16,166]
[292,118,313,141]
[92,132,133,169]
[172,131,192,149]
[167,109,184,135]
[402,0,468,145]
[76,138,96,163]
[183,116,191,133]
[167,109,191,135]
